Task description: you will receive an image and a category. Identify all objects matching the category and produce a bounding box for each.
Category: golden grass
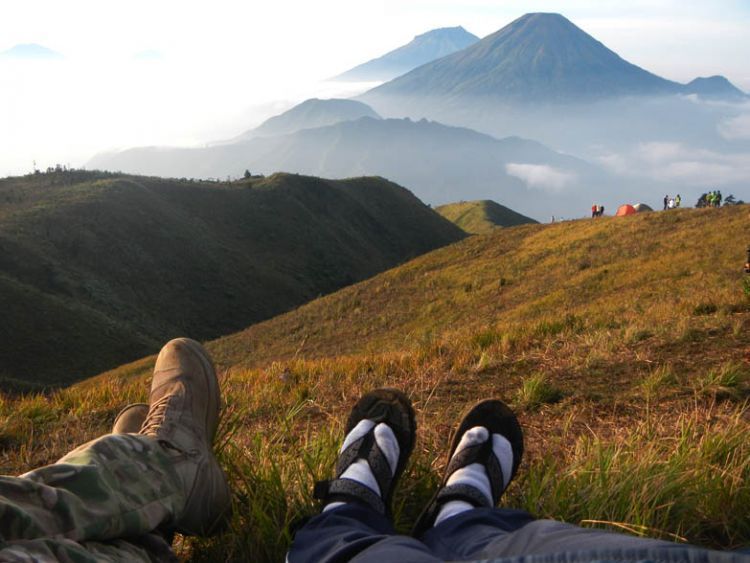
[1,205,750,560]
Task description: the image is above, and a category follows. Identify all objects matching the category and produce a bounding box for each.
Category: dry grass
[2,205,750,560]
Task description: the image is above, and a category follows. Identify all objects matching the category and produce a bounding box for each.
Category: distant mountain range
[236,98,381,140]
[89,111,605,220]
[436,200,537,234]
[0,170,463,388]
[333,26,479,82]
[360,13,746,109]
[0,43,63,59]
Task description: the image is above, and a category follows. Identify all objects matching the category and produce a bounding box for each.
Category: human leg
[414,400,730,562]
[288,389,439,563]
[0,338,230,560]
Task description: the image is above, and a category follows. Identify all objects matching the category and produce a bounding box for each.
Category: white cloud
[718,112,750,140]
[597,141,750,187]
[505,163,576,192]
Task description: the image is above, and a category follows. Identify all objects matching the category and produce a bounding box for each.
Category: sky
[1,0,749,177]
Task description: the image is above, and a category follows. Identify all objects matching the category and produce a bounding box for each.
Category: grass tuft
[515,372,564,410]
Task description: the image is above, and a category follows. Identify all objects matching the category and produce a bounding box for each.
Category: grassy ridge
[436,199,537,233]
[0,170,463,387]
[1,205,750,560]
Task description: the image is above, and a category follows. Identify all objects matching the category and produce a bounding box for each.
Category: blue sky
[1,0,749,176]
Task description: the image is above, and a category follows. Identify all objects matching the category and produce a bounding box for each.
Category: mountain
[360,13,681,107]
[4,205,748,561]
[435,199,537,233]
[89,116,604,220]
[0,43,63,59]
[683,76,747,100]
[0,169,463,388]
[237,98,381,140]
[333,26,479,82]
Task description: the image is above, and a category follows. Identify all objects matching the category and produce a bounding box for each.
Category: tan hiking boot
[140,337,231,536]
[112,403,148,434]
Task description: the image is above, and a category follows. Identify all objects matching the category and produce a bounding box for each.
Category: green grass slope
[2,205,750,561]
[0,170,464,388]
[436,199,537,233]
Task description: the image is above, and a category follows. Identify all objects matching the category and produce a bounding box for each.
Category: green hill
[436,199,537,233]
[0,169,464,388]
[2,205,749,561]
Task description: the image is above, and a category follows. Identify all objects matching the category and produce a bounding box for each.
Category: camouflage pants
[0,434,185,562]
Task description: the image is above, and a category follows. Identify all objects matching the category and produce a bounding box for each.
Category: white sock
[323,420,400,512]
[434,426,513,526]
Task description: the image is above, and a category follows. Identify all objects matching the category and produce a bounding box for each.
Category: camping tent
[633,203,653,212]
[615,204,637,216]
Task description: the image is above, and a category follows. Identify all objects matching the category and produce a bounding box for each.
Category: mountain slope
[333,26,479,82]
[89,116,603,220]
[0,170,464,388]
[436,199,537,233]
[361,13,680,105]
[2,205,749,561]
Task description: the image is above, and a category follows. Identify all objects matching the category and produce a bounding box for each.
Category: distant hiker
[599,205,605,216]
[717,191,723,207]
[663,194,669,210]
[591,204,597,218]
[675,194,681,208]
[668,198,675,209]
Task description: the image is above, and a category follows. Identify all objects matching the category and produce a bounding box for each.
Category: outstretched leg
[0,338,230,561]
[288,389,439,563]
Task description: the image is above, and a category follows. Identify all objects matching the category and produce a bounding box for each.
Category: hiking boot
[139,338,231,536]
[112,403,148,434]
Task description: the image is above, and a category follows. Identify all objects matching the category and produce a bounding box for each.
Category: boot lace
[140,395,172,436]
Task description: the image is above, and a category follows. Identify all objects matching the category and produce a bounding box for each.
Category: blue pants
[288,504,750,563]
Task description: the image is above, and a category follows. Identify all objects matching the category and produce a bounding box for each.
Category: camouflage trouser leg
[0,433,186,562]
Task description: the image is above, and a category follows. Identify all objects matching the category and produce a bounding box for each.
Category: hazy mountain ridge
[333,26,479,82]
[361,13,747,108]
[361,13,683,106]
[0,43,63,59]
[89,115,605,220]
[239,98,381,140]
[0,170,464,388]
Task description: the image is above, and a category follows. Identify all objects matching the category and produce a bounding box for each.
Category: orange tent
[615,204,636,216]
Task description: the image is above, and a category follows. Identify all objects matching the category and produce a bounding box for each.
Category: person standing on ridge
[675,194,681,208]
[591,204,597,218]
[663,195,669,210]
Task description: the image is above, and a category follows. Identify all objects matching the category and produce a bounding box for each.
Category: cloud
[597,141,750,187]
[718,112,750,140]
[505,163,576,192]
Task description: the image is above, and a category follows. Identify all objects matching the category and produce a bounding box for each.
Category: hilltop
[436,199,537,233]
[333,26,479,82]
[2,205,748,561]
[0,169,463,388]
